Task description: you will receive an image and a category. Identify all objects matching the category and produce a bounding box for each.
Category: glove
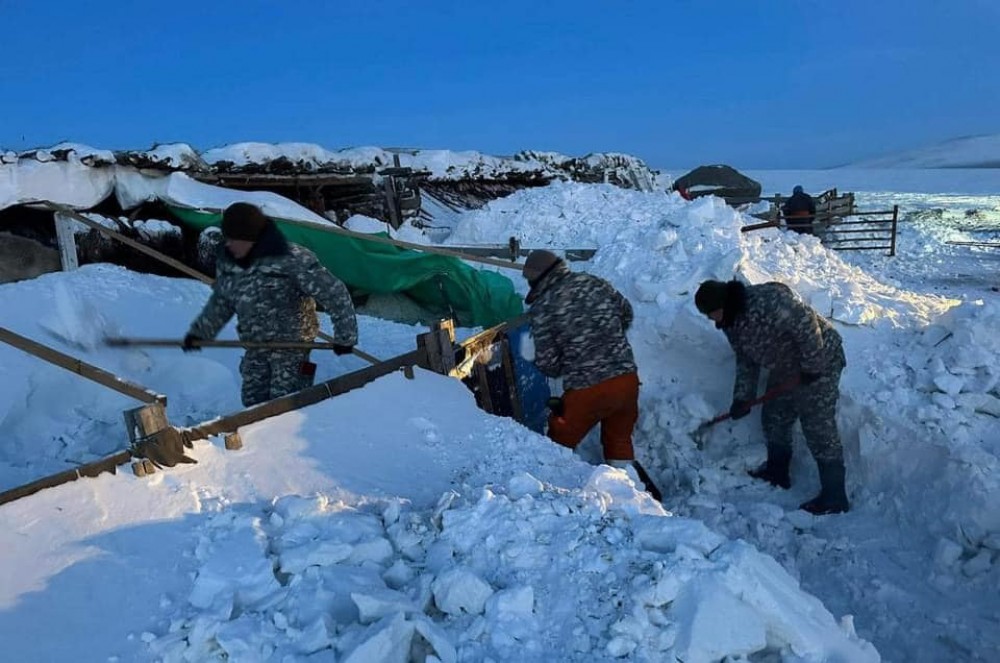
[182,333,202,352]
[799,371,822,386]
[332,343,354,356]
[729,399,752,420]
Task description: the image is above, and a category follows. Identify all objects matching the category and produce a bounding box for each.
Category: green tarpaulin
[168,206,523,328]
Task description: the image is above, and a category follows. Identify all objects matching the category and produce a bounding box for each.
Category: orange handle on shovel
[695,375,802,434]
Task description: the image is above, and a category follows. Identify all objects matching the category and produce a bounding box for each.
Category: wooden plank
[183,348,426,441]
[0,327,165,405]
[249,214,531,271]
[106,337,347,351]
[890,205,899,257]
[741,220,780,233]
[823,228,894,236]
[53,212,79,270]
[447,246,598,262]
[474,361,494,413]
[946,241,1000,248]
[827,245,893,252]
[458,314,530,354]
[46,204,213,285]
[46,204,380,366]
[195,173,374,187]
[0,450,132,506]
[500,336,524,422]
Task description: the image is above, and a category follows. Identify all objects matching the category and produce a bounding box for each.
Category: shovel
[693,376,801,446]
[105,337,343,351]
[104,337,382,364]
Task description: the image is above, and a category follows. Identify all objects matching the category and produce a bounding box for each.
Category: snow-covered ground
[2,172,999,661]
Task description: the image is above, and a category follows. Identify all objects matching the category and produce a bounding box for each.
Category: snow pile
[17,142,117,166]
[860,300,1000,557]
[203,142,355,173]
[444,181,951,327]
[118,143,206,171]
[148,467,875,662]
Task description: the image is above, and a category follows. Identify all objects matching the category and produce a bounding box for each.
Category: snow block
[343,613,415,663]
[669,576,768,662]
[431,568,494,616]
[351,588,420,624]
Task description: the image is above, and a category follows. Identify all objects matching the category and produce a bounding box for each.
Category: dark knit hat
[522,249,562,283]
[221,202,269,241]
[695,280,730,315]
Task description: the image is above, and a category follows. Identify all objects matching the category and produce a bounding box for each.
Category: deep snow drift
[2,176,999,661]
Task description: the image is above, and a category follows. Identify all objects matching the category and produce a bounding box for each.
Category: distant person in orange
[782,185,816,234]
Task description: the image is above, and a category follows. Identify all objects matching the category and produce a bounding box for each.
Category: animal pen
[740,189,901,257]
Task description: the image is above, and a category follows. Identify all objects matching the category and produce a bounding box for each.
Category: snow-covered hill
[849,133,1000,169]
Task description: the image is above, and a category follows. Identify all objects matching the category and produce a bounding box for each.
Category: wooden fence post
[416,319,457,375]
[53,212,79,271]
[889,205,899,257]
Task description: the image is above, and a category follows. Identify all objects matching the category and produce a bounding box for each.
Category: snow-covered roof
[1,140,662,188]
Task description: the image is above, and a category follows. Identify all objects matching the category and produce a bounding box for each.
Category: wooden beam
[0,327,165,405]
[445,246,597,262]
[45,203,380,365]
[0,451,133,506]
[53,212,80,271]
[194,173,374,187]
[106,337,350,351]
[46,204,212,284]
[182,348,426,442]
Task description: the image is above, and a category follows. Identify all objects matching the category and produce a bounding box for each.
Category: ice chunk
[431,568,494,616]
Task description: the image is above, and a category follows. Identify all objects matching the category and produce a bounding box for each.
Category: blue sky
[1,1,997,168]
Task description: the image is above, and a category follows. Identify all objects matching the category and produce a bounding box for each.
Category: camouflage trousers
[761,363,845,465]
[240,349,314,407]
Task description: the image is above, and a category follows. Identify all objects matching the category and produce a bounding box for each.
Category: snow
[124,143,206,170]
[202,142,349,171]
[2,170,1000,661]
[0,156,334,227]
[0,158,116,210]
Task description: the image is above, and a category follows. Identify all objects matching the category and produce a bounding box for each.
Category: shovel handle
[698,376,802,430]
[106,338,340,351]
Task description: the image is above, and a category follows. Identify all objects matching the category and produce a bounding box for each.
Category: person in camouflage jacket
[695,279,849,515]
[523,250,661,501]
[186,203,358,407]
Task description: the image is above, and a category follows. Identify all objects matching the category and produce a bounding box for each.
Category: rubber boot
[747,447,791,489]
[800,461,850,515]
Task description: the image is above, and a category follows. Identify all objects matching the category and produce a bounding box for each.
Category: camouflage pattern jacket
[189,225,358,346]
[527,263,636,390]
[722,281,845,402]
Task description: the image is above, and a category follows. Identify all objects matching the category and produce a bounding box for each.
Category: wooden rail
[0,327,166,405]
[181,348,426,442]
[45,203,380,364]
[0,450,133,506]
[0,347,427,505]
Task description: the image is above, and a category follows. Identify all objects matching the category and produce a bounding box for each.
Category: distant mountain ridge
[848,133,1000,168]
